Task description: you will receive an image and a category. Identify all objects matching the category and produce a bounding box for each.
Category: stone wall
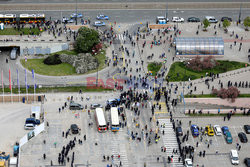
[59,53,98,74]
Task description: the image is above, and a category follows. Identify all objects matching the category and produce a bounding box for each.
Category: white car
[214,125,222,136]
[185,158,193,167]
[172,17,184,22]
[230,150,239,165]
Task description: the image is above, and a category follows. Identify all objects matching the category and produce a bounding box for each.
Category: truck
[156,16,169,24]
[31,106,41,120]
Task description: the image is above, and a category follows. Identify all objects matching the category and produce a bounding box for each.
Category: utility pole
[75,0,78,25]
[166,2,168,21]
[238,3,242,24]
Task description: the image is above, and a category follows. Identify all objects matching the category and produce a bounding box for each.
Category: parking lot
[0,103,31,154]
[178,116,250,167]
[19,92,169,167]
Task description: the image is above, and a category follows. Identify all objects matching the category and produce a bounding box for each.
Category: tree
[203,19,210,31]
[212,86,240,102]
[243,16,250,31]
[75,27,100,53]
[222,19,231,30]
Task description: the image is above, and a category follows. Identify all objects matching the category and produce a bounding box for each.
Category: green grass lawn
[0,86,112,94]
[167,61,247,82]
[147,62,162,76]
[21,59,76,76]
[0,28,42,35]
[21,49,107,76]
[52,50,78,56]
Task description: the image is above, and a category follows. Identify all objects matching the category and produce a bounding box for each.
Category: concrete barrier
[149,24,172,29]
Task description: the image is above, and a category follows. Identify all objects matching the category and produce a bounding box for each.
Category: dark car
[221,17,232,22]
[187,17,200,22]
[244,158,250,167]
[69,102,83,110]
[244,125,250,134]
[25,118,40,125]
[70,124,79,134]
[238,132,248,143]
[190,124,199,137]
[90,104,103,109]
[176,127,183,136]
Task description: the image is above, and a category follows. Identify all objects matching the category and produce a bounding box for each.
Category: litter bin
[22,97,25,103]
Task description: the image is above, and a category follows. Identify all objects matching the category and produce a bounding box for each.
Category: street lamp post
[75,0,78,25]
[96,61,99,87]
[238,3,242,24]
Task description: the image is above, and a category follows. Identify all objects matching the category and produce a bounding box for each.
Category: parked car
[222,126,229,135]
[238,132,248,143]
[190,125,199,137]
[221,16,232,22]
[205,125,214,136]
[96,14,109,20]
[187,17,200,22]
[176,127,183,136]
[93,21,105,27]
[184,158,193,167]
[70,124,79,134]
[70,13,83,18]
[244,158,250,167]
[230,150,239,165]
[244,125,250,134]
[172,17,184,22]
[69,102,84,110]
[91,103,103,109]
[107,98,120,106]
[205,16,218,23]
[62,17,74,23]
[225,131,233,144]
[214,125,222,136]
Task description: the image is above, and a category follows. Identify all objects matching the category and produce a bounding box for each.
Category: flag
[25,69,27,89]
[1,70,3,89]
[32,69,36,90]
[9,69,11,90]
[17,69,20,91]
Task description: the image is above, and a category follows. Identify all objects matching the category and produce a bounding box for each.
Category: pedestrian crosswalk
[158,119,183,167]
[153,102,168,114]
[116,34,136,41]
[110,134,130,167]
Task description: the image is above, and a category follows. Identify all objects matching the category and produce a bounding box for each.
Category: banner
[17,69,20,91]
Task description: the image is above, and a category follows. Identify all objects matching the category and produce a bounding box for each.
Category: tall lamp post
[238,3,242,24]
[96,59,99,87]
[182,62,189,113]
[75,0,78,25]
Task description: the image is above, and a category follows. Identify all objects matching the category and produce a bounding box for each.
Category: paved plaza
[0,7,250,167]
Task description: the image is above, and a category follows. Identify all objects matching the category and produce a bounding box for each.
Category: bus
[19,14,45,24]
[95,108,107,132]
[0,14,16,24]
[111,107,120,132]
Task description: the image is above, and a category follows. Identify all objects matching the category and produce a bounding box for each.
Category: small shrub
[43,54,62,65]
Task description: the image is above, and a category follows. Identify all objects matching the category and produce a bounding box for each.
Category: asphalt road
[1,0,248,3]
[1,9,249,24]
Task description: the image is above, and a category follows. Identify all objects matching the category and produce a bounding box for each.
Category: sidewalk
[185,98,250,109]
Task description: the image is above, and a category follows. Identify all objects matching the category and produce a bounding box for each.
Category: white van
[205,16,218,23]
[230,150,239,165]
